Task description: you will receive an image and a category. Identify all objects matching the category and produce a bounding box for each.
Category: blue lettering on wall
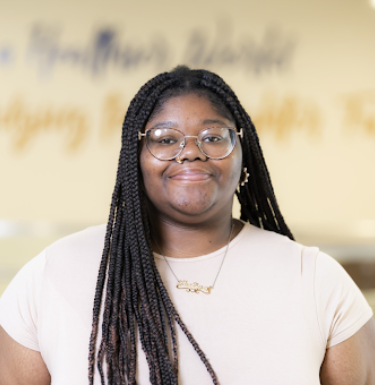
[27,25,170,78]
[184,24,295,75]
[8,23,295,79]
[0,47,13,66]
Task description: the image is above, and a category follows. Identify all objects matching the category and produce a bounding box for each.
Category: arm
[0,326,50,385]
[320,317,375,385]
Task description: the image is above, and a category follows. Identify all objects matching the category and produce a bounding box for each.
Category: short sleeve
[315,251,374,348]
[0,249,47,351]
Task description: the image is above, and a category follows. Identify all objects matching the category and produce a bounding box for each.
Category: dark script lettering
[25,23,296,78]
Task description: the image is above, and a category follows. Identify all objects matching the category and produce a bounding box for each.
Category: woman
[0,66,374,385]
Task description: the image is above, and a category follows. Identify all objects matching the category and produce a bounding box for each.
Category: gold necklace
[153,223,234,294]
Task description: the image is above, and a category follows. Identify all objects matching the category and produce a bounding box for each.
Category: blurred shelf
[293,219,375,248]
[363,289,375,314]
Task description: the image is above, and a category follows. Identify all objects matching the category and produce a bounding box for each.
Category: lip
[168,168,212,181]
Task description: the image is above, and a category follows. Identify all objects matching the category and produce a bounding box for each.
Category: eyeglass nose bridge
[178,135,204,157]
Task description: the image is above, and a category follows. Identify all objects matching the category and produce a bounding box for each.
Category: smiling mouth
[169,172,211,181]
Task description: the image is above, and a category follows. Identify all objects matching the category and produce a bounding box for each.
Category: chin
[169,196,217,218]
[173,206,213,218]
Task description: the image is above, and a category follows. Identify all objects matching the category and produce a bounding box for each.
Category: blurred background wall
[1,0,375,308]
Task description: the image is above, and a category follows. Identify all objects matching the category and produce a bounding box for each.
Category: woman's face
[140,93,243,224]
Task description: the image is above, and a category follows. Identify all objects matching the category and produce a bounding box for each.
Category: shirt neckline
[153,221,250,263]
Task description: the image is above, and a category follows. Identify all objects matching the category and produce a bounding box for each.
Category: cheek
[140,148,166,194]
[226,146,243,185]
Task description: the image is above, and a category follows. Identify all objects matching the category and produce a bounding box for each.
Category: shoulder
[237,222,304,262]
[239,222,295,244]
[40,224,107,292]
[234,223,358,282]
[44,224,107,265]
[46,223,107,254]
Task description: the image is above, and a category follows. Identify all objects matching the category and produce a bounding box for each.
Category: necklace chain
[153,222,234,294]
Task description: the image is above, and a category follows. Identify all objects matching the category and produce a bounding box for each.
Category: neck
[149,209,242,259]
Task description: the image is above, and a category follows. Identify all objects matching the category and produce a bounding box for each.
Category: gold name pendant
[176,280,212,294]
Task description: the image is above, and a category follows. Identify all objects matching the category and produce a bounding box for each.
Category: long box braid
[88,66,294,385]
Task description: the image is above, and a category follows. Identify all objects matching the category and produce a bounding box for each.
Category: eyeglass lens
[146,127,236,160]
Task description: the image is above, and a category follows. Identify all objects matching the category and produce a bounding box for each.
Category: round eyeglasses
[138,127,243,161]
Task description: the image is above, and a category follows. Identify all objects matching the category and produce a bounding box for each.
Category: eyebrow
[150,119,231,129]
[150,121,175,129]
[202,119,230,126]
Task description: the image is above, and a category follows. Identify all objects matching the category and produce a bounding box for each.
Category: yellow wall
[1,0,375,242]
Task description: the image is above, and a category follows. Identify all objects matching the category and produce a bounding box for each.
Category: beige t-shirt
[0,223,373,385]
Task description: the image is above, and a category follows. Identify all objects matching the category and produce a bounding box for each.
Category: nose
[177,137,207,162]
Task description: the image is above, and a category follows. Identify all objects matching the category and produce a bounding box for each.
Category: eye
[202,135,224,143]
[158,136,178,145]
[149,128,180,145]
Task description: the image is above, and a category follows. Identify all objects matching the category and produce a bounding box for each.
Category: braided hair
[88,66,294,385]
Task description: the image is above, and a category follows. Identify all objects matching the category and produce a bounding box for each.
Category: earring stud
[240,167,249,186]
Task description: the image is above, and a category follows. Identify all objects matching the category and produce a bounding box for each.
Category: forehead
[145,94,235,131]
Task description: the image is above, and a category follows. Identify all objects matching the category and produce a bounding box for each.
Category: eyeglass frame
[138,127,243,161]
